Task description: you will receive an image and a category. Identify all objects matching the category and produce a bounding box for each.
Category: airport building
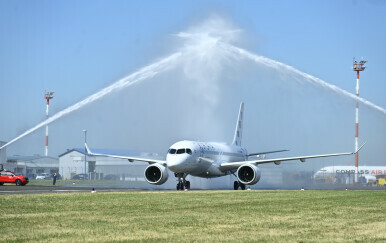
[4,155,59,178]
[0,141,6,164]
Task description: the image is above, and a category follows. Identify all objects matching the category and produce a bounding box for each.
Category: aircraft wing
[85,143,167,165]
[221,143,366,170]
[247,149,289,156]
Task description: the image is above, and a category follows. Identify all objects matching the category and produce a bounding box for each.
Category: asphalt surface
[1,184,384,195]
[0,185,146,194]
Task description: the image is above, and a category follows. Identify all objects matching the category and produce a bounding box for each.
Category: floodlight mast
[352,58,366,183]
[44,91,54,157]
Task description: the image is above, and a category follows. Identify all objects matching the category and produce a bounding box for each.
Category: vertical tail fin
[232,102,244,146]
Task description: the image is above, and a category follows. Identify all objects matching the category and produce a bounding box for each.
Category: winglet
[355,142,366,153]
[85,143,93,155]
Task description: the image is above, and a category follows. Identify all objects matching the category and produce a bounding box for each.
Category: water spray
[224,44,385,115]
[0,52,181,151]
[0,19,385,152]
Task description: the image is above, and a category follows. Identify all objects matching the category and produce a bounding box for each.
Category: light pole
[44,91,54,156]
[352,58,366,183]
[83,129,87,180]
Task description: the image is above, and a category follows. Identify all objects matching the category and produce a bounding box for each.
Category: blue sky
[0,0,385,167]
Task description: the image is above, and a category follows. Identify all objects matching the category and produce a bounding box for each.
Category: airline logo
[335,169,386,175]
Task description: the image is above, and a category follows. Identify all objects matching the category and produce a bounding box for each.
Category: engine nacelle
[236,164,261,185]
[144,164,169,185]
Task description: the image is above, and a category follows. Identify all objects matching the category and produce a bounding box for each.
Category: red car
[0,170,29,186]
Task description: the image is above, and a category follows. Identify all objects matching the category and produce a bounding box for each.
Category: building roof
[58,148,91,157]
[6,155,59,168]
[7,155,58,162]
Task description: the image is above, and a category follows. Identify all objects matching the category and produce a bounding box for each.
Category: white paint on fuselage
[166,140,247,178]
[314,166,386,179]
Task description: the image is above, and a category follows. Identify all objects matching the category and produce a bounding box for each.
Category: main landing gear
[234,181,246,190]
[175,173,190,191]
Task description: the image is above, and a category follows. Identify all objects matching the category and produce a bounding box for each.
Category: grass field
[1,190,385,242]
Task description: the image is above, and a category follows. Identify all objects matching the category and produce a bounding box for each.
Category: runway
[0,185,146,194]
[1,184,384,195]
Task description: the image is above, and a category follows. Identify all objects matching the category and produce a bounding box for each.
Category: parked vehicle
[0,171,29,186]
[104,174,119,180]
[36,173,51,180]
[72,174,88,180]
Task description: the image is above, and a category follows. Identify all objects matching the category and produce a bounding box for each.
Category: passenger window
[169,149,177,154]
[176,149,185,154]
[186,149,192,155]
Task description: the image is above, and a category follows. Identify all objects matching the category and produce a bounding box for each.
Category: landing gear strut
[175,173,190,191]
[234,181,246,190]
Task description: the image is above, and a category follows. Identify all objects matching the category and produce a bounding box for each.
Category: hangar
[4,155,59,178]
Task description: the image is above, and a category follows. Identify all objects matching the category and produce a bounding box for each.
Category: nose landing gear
[175,173,190,191]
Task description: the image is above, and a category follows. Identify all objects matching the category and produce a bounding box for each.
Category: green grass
[0,190,385,242]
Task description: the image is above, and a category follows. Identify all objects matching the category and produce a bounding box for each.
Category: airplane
[314,166,386,184]
[86,102,365,190]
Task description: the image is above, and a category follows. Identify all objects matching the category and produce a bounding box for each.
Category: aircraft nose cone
[167,164,178,171]
[167,156,186,173]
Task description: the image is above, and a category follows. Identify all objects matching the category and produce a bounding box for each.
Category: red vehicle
[0,170,29,186]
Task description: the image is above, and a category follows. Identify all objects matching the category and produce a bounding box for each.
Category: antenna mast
[44,91,54,156]
[352,58,366,183]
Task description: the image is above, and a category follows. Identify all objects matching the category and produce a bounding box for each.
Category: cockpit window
[169,149,176,154]
[169,148,192,155]
[176,149,185,154]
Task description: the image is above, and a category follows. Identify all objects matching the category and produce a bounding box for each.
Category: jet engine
[144,164,169,185]
[236,164,261,185]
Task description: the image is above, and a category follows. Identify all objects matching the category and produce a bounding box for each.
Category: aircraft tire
[185,181,190,190]
[240,183,246,190]
[233,181,239,190]
[177,182,183,191]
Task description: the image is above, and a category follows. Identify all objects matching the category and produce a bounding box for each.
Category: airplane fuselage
[314,166,386,179]
[166,140,247,178]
